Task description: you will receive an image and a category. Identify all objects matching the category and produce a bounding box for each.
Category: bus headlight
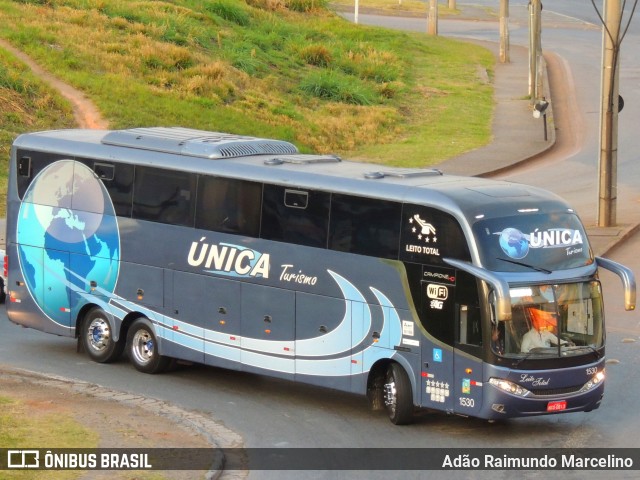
[489,378,531,397]
[580,369,605,393]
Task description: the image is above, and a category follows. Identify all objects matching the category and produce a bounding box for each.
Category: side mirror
[596,257,636,311]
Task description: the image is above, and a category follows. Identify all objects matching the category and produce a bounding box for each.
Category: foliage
[0,0,494,174]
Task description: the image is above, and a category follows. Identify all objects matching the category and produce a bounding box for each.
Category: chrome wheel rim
[87,318,111,353]
[384,378,397,416]
[131,329,154,365]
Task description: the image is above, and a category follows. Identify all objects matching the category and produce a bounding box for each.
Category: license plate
[547,400,567,412]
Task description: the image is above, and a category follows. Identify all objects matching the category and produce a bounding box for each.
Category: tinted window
[329,195,401,259]
[261,185,329,248]
[472,213,592,272]
[132,166,196,226]
[399,204,470,265]
[196,176,262,237]
[16,149,70,199]
[90,161,134,217]
[455,272,482,351]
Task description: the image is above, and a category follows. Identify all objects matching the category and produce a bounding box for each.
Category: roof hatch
[363,169,443,179]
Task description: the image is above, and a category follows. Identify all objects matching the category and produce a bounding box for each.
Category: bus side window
[16,150,68,199]
[132,166,196,226]
[260,185,329,248]
[93,162,134,217]
[196,176,262,237]
[329,194,401,259]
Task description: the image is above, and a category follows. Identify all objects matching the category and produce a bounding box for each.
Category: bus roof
[13,127,574,222]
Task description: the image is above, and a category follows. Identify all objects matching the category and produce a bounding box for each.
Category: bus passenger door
[241,283,295,380]
[453,272,484,417]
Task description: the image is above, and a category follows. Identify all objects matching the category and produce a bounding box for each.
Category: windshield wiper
[514,347,557,368]
[562,344,603,359]
[497,257,552,274]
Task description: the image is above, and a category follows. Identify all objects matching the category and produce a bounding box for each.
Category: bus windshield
[472,213,593,272]
[492,281,604,358]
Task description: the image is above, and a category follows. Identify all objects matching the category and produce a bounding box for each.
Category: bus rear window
[472,213,593,272]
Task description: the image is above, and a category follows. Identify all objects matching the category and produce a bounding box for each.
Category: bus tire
[127,317,170,374]
[82,307,124,363]
[384,363,414,425]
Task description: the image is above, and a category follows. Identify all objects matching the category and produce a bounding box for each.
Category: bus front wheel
[81,307,124,363]
[384,363,414,425]
[127,318,170,374]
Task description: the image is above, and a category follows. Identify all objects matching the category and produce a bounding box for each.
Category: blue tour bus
[5,127,636,424]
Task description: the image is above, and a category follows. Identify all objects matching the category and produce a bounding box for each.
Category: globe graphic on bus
[498,227,529,259]
[17,160,120,326]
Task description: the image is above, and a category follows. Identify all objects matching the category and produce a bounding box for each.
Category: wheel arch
[75,304,147,344]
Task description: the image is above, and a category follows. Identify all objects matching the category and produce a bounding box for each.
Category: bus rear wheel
[82,307,124,363]
[127,318,170,374]
[384,363,414,425]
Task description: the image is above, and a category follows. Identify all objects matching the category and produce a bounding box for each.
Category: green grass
[0,0,495,216]
[0,394,98,479]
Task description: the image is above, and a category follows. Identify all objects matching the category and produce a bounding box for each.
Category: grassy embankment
[0,0,494,170]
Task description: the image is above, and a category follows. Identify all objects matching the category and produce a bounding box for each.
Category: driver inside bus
[520,308,568,352]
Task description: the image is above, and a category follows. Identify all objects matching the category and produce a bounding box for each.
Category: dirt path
[0,38,109,129]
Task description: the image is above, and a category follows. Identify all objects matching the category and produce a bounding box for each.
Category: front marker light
[489,378,531,397]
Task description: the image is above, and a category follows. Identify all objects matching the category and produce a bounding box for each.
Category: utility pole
[354,0,359,24]
[528,0,542,100]
[500,0,510,63]
[598,0,622,227]
[449,0,456,9]
[428,0,438,36]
